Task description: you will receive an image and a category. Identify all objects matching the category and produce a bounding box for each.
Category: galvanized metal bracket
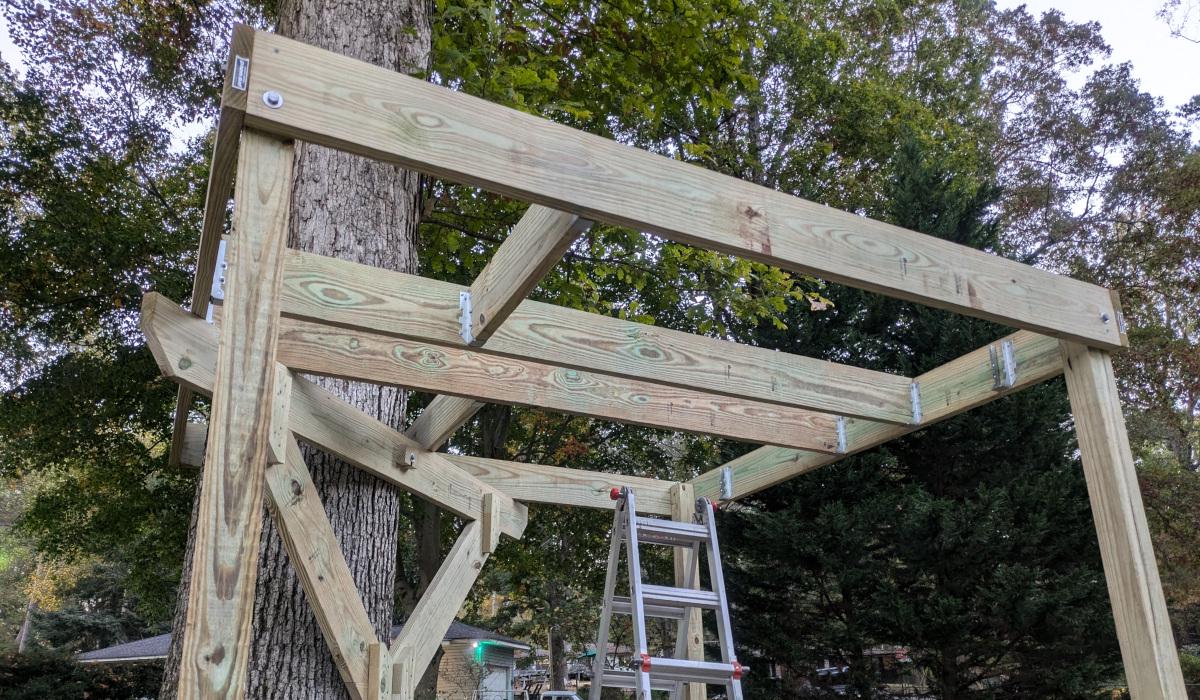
[231,56,250,91]
[836,416,848,454]
[910,382,922,424]
[989,338,1017,390]
[719,466,734,501]
[205,239,228,325]
[458,291,475,345]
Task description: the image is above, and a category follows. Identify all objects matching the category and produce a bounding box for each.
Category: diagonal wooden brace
[142,292,528,538]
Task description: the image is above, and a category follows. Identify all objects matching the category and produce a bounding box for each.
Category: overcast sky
[997,0,1198,111]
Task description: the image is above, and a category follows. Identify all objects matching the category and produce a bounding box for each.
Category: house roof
[78,621,529,664]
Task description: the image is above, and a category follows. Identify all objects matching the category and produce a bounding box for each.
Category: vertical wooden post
[1061,341,1186,699]
[671,483,707,700]
[177,130,295,699]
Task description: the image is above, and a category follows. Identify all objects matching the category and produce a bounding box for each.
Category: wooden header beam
[691,330,1064,500]
[281,250,916,424]
[238,29,1126,350]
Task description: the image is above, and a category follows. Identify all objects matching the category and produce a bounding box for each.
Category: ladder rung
[611,595,687,620]
[599,669,677,691]
[642,584,721,609]
[633,517,708,547]
[641,657,748,684]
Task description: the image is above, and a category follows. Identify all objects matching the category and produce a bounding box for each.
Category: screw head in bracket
[1100,312,1111,324]
[262,90,285,109]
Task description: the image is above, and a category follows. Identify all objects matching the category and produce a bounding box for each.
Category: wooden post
[671,483,706,700]
[1060,341,1186,699]
[176,130,295,699]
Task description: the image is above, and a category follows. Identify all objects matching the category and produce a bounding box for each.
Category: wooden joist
[1060,342,1187,698]
[690,330,1064,500]
[177,131,293,699]
[266,436,384,700]
[443,454,676,515]
[142,292,528,537]
[270,315,844,453]
[239,30,1126,350]
[281,250,916,424]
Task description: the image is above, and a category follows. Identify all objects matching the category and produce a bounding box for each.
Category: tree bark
[161,3,430,698]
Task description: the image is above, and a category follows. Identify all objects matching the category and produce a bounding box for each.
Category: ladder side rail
[590,498,628,700]
[623,490,652,700]
[699,499,744,700]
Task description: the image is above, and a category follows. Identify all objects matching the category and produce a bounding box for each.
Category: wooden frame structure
[148,26,1186,699]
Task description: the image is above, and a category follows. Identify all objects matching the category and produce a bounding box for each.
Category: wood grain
[141,292,528,538]
[468,204,583,345]
[690,331,1064,500]
[168,25,257,470]
[265,436,382,700]
[177,131,293,699]
[1061,342,1186,699]
[403,395,484,450]
[671,483,706,700]
[443,454,676,516]
[242,30,1125,350]
[281,250,914,424]
[272,316,843,453]
[390,521,487,696]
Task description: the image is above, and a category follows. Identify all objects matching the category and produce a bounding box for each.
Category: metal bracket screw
[262,90,284,109]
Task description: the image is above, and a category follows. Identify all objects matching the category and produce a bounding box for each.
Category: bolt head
[262,90,284,109]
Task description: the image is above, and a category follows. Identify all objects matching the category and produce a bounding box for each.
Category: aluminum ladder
[589,486,746,700]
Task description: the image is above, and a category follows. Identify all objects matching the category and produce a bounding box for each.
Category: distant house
[78,620,530,699]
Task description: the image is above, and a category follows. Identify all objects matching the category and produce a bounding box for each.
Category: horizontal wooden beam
[281,250,915,424]
[269,315,843,453]
[142,292,527,538]
[241,29,1126,350]
[690,331,1064,500]
[442,454,676,516]
[177,423,675,516]
[403,395,485,450]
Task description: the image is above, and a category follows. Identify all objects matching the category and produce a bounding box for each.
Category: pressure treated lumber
[271,315,844,453]
[1060,342,1186,699]
[690,330,1064,500]
[671,483,706,700]
[404,395,484,450]
[241,29,1125,350]
[442,454,676,515]
[177,131,293,700]
[468,204,585,345]
[168,24,255,468]
[391,521,488,699]
[142,293,528,538]
[266,436,383,700]
[281,250,915,424]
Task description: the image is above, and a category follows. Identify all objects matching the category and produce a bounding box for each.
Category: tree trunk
[161,3,430,698]
[15,598,36,653]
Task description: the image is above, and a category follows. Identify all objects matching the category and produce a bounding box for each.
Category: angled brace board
[270,315,843,453]
[691,330,1064,500]
[280,250,916,424]
[266,435,384,700]
[237,29,1125,350]
[391,521,489,698]
[142,292,528,537]
[406,204,587,449]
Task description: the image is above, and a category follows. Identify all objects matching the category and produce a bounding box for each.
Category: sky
[0,2,1196,113]
[995,0,1198,111]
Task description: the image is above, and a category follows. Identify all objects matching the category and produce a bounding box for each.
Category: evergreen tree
[722,138,1122,699]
